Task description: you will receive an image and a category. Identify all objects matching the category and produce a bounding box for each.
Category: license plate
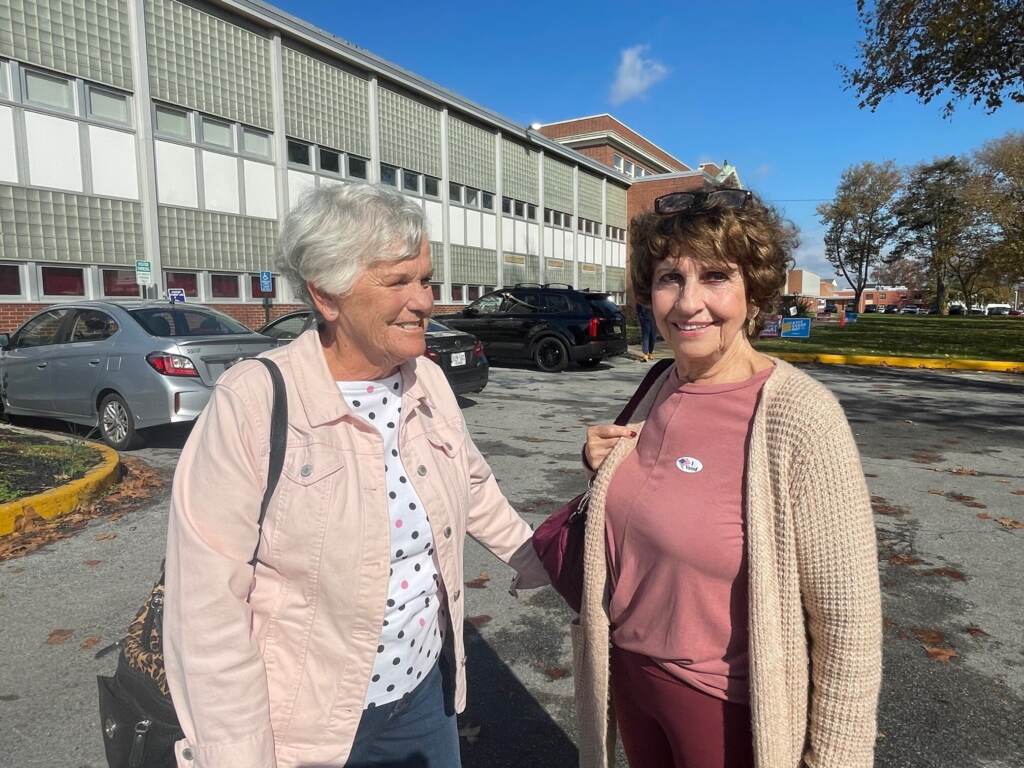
[450,351,467,367]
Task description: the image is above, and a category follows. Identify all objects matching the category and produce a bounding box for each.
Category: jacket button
[444,526,452,537]
[417,465,427,476]
[182,747,194,761]
[452,590,461,601]
[300,464,312,477]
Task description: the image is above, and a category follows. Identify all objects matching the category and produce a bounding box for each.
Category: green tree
[818,160,902,309]
[842,0,1024,116]
[974,131,1024,275]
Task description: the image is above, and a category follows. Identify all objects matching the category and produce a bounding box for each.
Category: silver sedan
[0,300,278,449]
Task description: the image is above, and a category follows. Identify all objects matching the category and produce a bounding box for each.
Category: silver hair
[275,182,428,306]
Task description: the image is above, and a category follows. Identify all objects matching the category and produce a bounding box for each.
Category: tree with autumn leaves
[822,132,1024,312]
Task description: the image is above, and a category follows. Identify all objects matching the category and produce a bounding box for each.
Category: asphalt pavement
[1,357,1022,768]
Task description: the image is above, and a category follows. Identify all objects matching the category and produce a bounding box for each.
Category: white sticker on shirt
[676,456,704,474]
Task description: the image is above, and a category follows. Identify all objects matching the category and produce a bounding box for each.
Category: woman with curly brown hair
[570,188,882,768]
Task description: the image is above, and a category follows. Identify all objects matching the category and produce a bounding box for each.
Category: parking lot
[1,358,1023,767]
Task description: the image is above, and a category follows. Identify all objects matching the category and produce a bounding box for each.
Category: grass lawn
[753,315,1024,361]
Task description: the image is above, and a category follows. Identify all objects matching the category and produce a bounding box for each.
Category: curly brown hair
[630,190,797,336]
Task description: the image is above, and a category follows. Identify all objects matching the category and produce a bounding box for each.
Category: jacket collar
[287,329,435,428]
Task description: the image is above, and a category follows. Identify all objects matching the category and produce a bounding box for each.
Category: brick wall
[0,304,40,334]
[539,116,689,173]
[209,303,306,329]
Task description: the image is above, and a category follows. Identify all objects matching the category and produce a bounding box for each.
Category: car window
[129,308,250,336]
[69,309,118,343]
[262,314,310,340]
[469,293,505,315]
[13,309,71,348]
[506,292,541,313]
[541,293,575,314]
[427,320,451,332]
[586,296,622,317]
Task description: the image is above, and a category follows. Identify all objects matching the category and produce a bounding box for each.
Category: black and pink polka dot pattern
[337,373,445,708]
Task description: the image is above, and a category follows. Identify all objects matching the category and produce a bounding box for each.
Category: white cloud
[609,45,669,106]
[792,228,836,281]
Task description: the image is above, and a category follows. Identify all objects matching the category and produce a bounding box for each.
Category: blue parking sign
[259,271,273,293]
[780,317,811,338]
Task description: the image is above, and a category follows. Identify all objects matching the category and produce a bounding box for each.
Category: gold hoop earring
[747,310,759,336]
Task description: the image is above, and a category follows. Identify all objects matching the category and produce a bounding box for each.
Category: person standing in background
[636,302,657,362]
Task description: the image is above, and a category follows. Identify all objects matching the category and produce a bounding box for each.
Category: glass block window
[543,155,574,214]
[211,273,239,298]
[0,0,134,90]
[0,61,7,99]
[378,87,441,178]
[41,265,85,295]
[578,171,603,223]
[165,271,199,297]
[606,183,628,229]
[251,274,275,298]
[158,206,276,273]
[0,264,21,295]
[155,104,190,140]
[242,128,271,159]
[102,268,139,297]
[501,138,538,205]
[87,86,129,124]
[200,116,233,149]
[450,245,498,285]
[24,69,74,112]
[448,116,495,191]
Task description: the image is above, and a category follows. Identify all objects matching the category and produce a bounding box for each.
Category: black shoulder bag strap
[249,358,288,567]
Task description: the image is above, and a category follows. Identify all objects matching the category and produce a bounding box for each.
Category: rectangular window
[348,156,368,179]
[431,284,441,301]
[481,192,493,210]
[24,69,74,112]
[502,197,512,215]
[251,274,276,298]
[544,209,551,224]
[448,182,462,203]
[424,176,440,197]
[88,87,129,124]
[527,203,537,220]
[624,159,634,177]
[380,164,398,187]
[41,266,85,296]
[402,170,420,193]
[287,140,311,166]
[200,116,233,149]
[0,264,21,295]
[0,61,8,100]
[154,104,190,140]
[451,285,464,301]
[102,268,139,297]
[465,188,479,207]
[514,200,524,218]
[242,128,271,158]
[613,154,624,172]
[467,286,480,301]
[319,147,341,174]
[165,271,199,297]
[211,273,240,298]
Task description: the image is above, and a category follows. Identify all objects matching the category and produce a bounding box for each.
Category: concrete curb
[767,352,1024,374]
[0,430,121,537]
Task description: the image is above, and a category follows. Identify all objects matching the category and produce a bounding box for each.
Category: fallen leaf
[927,489,945,496]
[911,451,942,465]
[864,473,878,478]
[464,572,491,589]
[949,467,978,476]
[924,646,957,663]
[94,532,117,541]
[977,513,991,520]
[80,635,100,649]
[466,614,492,628]
[964,626,989,638]
[924,567,965,581]
[1011,489,1024,496]
[533,662,571,681]
[889,553,923,567]
[912,628,945,645]
[46,629,74,645]
[996,517,1024,530]
[83,560,101,567]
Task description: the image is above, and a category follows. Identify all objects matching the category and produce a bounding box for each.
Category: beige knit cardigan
[571,359,882,768]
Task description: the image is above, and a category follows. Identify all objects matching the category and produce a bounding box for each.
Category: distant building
[832,285,927,312]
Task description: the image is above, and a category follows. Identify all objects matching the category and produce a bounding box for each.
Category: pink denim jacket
[163,329,545,767]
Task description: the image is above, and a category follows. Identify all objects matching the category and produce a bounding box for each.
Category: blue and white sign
[844,311,859,323]
[259,271,273,293]
[166,288,186,303]
[780,317,811,338]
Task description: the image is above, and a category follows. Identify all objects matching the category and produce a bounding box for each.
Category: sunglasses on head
[653,188,752,216]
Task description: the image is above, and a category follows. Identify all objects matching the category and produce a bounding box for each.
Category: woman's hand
[585,424,637,471]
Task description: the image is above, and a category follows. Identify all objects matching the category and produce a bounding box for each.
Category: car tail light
[588,317,599,338]
[425,348,440,363]
[147,352,199,377]
[472,341,484,358]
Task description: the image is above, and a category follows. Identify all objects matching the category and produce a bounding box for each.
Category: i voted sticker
[675,456,703,474]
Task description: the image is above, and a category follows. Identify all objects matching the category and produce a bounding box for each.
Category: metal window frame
[21,67,77,115]
[317,146,344,177]
[209,272,243,301]
[379,162,399,186]
[85,84,132,128]
[347,155,369,180]
[0,261,28,301]
[99,267,144,299]
[240,126,274,160]
[37,264,89,301]
[286,138,314,168]
[198,114,235,152]
[153,103,193,141]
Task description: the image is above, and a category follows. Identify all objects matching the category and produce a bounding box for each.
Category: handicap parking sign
[259,271,273,293]
[166,288,186,303]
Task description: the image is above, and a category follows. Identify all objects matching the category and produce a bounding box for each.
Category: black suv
[435,284,627,372]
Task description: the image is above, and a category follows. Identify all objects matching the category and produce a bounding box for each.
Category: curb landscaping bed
[0,427,103,504]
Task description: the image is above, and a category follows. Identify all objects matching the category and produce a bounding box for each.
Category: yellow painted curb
[769,352,1024,374]
[0,437,121,537]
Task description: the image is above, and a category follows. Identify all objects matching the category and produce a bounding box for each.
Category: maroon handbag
[533,359,673,612]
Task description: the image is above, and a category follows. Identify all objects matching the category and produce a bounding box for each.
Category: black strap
[249,358,288,567]
[613,358,673,426]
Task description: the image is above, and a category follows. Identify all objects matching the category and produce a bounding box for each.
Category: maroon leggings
[610,647,754,768]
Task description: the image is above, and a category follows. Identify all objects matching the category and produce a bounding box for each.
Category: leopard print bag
[96,358,287,767]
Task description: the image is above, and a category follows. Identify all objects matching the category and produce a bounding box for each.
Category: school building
[0,0,739,332]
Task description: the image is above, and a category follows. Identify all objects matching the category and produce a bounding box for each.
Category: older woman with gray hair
[163,182,547,768]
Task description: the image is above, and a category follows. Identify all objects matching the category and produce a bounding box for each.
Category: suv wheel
[99,393,143,450]
[534,337,569,373]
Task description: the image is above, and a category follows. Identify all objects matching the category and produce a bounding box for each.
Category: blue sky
[276,0,1023,285]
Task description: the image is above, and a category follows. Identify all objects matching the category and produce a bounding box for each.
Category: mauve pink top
[605,364,772,703]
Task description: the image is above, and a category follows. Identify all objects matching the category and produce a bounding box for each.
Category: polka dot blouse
[337,373,446,709]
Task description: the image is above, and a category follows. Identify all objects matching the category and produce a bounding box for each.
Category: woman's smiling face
[649,253,752,375]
